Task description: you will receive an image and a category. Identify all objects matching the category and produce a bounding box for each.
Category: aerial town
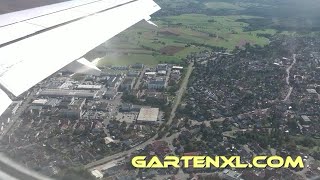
[0,35,320,180]
[1,0,320,179]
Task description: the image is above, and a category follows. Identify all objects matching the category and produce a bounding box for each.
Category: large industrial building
[32,98,61,108]
[39,89,99,99]
[120,77,136,91]
[136,108,159,124]
[75,84,102,90]
[147,79,167,90]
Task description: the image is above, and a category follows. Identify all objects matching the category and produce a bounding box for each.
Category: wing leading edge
[0,0,160,116]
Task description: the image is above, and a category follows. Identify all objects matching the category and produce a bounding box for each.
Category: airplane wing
[0,0,161,116]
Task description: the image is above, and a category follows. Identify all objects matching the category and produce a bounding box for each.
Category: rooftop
[149,80,166,85]
[145,72,157,75]
[172,66,183,69]
[122,78,135,84]
[39,89,98,98]
[32,99,48,105]
[301,115,311,122]
[76,84,102,90]
[137,108,159,122]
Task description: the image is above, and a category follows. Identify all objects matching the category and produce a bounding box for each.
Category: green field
[205,2,245,10]
[98,54,181,66]
[205,1,271,10]
[96,14,275,66]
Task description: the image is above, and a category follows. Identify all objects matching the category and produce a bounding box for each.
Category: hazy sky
[0,0,67,14]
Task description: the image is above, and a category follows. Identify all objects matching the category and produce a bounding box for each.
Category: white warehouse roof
[145,72,157,75]
[172,66,183,70]
[76,84,102,90]
[32,99,48,105]
[137,108,159,122]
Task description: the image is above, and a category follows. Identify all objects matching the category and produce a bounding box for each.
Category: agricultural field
[95,14,275,66]
[205,2,245,10]
[205,1,271,10]
[90,0,309,66]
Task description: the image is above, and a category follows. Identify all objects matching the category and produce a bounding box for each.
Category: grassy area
[98,54,181,66]
[160,14,273,48]
[290,135,320,154]
[205,2,245,10]
[97,14,275,66]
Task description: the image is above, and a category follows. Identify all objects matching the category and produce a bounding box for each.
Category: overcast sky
[0,0,67,14]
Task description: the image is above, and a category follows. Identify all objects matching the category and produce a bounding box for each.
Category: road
[85,62,194,169]
[166,62,194,126]
[283,54,297,102]
[133,67,145,90]
[0,89,37,141]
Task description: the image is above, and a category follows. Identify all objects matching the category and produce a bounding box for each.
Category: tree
[120,121,127,131]
[287,119,299,133]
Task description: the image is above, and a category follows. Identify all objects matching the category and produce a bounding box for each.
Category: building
[172,70,181,75]
[105,75,122,90]
[172,66,183,70]
[120,77,136,91]
[145,91,168,104]
[59,81,76,89]
[306,89,317,94]
[120,104,133,112]
[103,91,117,100]
[157,64,168,71]
[59,109,83,119]
[127,71,140,77]
[147,78,167,90]
[29,106,43,115]
[68,98,86,110]
[46,99,61,107]
[111,65,128,70]
[157,70,167,76]
[32,98,60,108]
[32,99,48,106]
[301,115,312,124]
[59,98,86,119]
[145,72,157,76]
[58,97,74,109]
[131,63,144,69]
[39,89,99,99]
[91,170,103,179]
[222,169,243,180]
[104,137,115,144]
[137,108,159,124]
[170,70,181,81]
[75,84,102,90]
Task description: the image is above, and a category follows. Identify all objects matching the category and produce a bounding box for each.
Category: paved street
[283,54,297,102]
[166,62,194,127]
[134,67,145,90]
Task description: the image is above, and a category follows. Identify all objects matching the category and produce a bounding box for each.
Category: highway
[85,62,194,169]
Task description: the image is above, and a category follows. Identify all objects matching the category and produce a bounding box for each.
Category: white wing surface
[0,0,160,116]
[0,89,12,116]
